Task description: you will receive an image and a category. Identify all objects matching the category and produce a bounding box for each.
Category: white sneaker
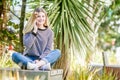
[27,62,38,70]
[40,63,51,70]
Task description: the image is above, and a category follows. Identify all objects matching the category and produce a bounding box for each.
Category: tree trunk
[53,30,70,80]
[0,0,10,56]
[0,0,3,30]
[0,0,10,29]
[54,44,70,80]
[19,0,26,52]
[1,0,9,29]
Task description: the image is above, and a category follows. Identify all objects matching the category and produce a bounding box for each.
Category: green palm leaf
[48,0,94,79]
[49,0,93,54]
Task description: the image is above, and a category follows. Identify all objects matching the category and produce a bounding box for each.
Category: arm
[23,22,38,49]
[40,31,54,58]
[23,32,37,49]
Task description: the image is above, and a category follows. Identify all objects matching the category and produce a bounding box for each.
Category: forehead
[38,12,46,16]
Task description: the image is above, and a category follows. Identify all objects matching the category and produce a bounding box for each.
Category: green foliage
[48,0,94,55]
[0,20,20,51]
[0,1,2,5]
[0,52,18,68]
[98,0,120,50]
[115,34,120,47]
[0,0,119,79]
[67,65,116,80]
[100,70,116,80]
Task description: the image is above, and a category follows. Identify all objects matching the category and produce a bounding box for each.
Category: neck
[37,24,46,29]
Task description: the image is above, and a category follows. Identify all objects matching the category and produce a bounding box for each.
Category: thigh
[43,49,61,64]
[12,52,33,65]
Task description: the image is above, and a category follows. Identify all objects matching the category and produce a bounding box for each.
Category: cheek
[36,18,40,21]
[43,17,46,21]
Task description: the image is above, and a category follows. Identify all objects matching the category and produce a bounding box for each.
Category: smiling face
[36,12,46,26]
[23,8,49,34]
[33,8,48,28]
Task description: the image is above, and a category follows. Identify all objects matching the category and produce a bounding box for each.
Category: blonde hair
[23,7,49,35]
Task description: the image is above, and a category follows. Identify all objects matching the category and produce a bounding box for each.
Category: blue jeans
[12,49,61,68]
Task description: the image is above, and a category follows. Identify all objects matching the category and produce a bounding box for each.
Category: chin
[38,23,44,25]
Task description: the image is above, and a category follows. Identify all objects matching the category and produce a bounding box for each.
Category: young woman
[12,7,61,70]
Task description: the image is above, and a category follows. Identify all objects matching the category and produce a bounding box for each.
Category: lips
[38,20,43,22]
[37,20,45,25]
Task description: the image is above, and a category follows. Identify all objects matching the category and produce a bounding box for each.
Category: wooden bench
[105,65,120,80]
[102,52,119,79]
[89,52,120,80]
[0,68,63,80]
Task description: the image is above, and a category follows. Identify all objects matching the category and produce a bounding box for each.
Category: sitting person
[11,7,61,70]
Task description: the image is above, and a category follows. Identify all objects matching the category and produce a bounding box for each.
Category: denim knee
[12,52,19,62]
[55,49,61,58]
[12,53,17,61]
[12,52,17,58]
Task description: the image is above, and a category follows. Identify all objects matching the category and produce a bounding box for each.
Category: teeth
[39,20,42,22]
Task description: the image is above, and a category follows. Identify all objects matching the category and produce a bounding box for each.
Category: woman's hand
[33,20,38,33]
[34,60,40,63]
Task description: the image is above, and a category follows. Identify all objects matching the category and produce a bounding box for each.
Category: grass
[0,49,119,80]
[0,51,19,68]
[67,63,117,80]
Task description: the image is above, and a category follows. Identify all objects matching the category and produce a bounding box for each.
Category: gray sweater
[23,28,53,59]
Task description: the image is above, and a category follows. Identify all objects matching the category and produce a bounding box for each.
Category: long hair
[23,7,49,35]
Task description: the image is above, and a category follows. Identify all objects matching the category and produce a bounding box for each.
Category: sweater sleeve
[23,32,36,49]
[40,31,54,58]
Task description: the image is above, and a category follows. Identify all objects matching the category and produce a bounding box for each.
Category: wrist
[32,32,37,36]
[33,31,37,34]
[33,25,38,33]
[33,29,37,33]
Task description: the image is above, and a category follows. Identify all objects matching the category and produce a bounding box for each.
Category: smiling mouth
[38,20,45,22]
